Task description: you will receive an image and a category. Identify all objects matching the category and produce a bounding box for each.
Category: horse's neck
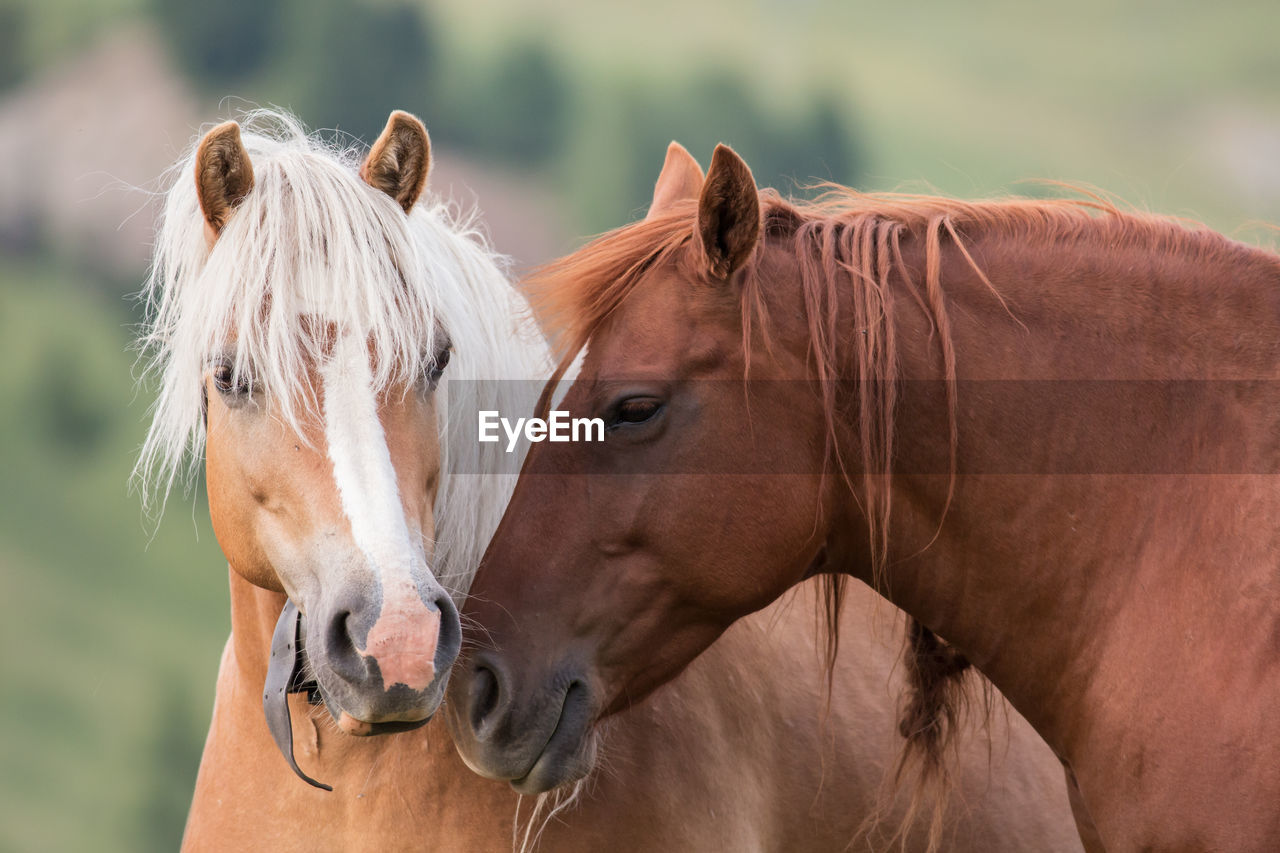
[845,227,1280,753]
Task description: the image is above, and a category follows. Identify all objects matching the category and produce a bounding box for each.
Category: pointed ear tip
[201,120,242,146]
[386,110,427,136]
[659,141,704,185]
[709,144,754,181]
[711,143,743,163]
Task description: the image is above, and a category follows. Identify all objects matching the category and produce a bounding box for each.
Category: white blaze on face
[321,331,440,692]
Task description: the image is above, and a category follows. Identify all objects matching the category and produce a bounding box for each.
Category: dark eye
[609,397,662,428]
[426,348,450,389]
[212,363,252,397]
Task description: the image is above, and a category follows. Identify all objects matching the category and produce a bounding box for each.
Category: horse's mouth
[333,709,433,737]
[507,682,598,795]
[315,660,450,736]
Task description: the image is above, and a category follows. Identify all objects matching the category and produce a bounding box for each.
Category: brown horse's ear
[360,110,431,213]
[195,121,255,242]
[646,141,703,221]
[695,144,760,280]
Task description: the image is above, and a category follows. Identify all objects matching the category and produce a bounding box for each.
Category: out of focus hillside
[1,1,1277,851]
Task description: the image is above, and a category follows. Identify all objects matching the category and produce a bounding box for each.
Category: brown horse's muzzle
[445,651,600,794]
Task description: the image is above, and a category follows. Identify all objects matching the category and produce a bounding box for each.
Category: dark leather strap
[263,599,332,791]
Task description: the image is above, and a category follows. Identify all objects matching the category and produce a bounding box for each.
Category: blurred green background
[1,1,1277,850]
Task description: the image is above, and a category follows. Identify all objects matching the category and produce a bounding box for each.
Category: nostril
[327,610,354,648]
[433,593,462,672]
[470,665,501,732]
[323,610,363,680]
[327,604,348,645]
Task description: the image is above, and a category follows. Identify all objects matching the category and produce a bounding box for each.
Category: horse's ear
[195,121,254,241]
[360,110,431,213]
[695,144,760,280]
[646,141,703,221]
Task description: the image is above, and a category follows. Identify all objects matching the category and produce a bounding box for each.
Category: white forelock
[135,108,552,596]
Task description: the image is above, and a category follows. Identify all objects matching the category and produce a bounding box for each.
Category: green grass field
[0,262,227,852]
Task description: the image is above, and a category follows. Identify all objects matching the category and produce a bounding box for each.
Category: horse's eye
[212,363,252,396]
[426,348,450,389]
[611,397,662,427]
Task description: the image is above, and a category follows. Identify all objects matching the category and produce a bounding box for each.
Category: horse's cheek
[206,423,283,592]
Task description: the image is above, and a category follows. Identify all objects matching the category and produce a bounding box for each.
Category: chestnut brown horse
[448,141,1280,851]
[138,112,1080,850]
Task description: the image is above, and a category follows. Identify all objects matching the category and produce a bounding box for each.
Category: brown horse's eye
[611,397,662,427]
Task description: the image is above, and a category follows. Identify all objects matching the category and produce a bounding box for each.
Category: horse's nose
[463,653,509,738]
[446,652,599,788]
[316,585,461,695]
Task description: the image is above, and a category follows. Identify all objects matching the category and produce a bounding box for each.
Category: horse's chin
[334,711,433,737]
[316,670,448,737]
[507,722,600,795]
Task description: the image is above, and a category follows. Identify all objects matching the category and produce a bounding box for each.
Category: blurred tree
[786,90,862,189]
[0,1,26,93]
[30,347,110,457]
[598,72,864,228]
[283,0,437,143]
[809,93,858,181]
[491,42,570,165]
[151,0,283,87]
[433,40,570,168]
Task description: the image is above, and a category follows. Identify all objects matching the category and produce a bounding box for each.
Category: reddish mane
[526,187,1265,847]
[528,188,1248,370]
[526,189,1248,592]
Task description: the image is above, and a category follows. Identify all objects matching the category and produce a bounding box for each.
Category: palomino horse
[138,113,1080,851]
[448,141,1280,851]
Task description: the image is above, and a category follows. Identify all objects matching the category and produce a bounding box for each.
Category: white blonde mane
[135,109,551,595]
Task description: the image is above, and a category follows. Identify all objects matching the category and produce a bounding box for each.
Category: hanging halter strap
[263,599,332,791]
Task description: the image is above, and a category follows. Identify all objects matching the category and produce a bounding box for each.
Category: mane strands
[135,109,551,594]
[522,185,1257,850]
[527,199,700,364]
